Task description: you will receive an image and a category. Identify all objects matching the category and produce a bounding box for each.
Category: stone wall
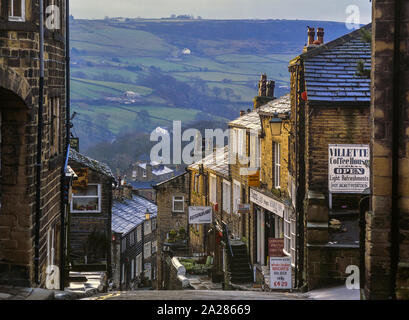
[0,1,67,287]
[368,0,409,300]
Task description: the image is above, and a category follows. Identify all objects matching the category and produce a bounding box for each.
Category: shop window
[71,184,101,213]
[223,180,231,214]
[274,142,281,189]
[144,241,151,258]
[172,196,184,213]
[8,0,25,22]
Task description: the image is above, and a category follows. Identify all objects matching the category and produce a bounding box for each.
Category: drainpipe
[59,0,71,291]
[391,0,401,300]
[294,63,300,289]
[35,0,45,286]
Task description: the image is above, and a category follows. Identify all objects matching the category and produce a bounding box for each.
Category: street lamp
[145,209,151,221]
[270,118,283,136]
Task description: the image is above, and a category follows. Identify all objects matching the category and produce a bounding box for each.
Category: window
[193,174,200,193]
[274,142,281,189]
[49,97,61,156]
[233,180,241,214]
[121,264,125,284]
[8,0,25,22]
[71,184,101,213]
[238,129,246,159]
[172,196,184,213]
[144,241,151,258]
[209,174,217,204]
[250,133,260,169]
[144,220,152,235]
[223,180,231,214]
[136,254,142,277]
[284,208,296,266]
[144,264,152,280]
[152,240,158,254]
[121,237,126,253]
[129,231,135,246]
[137,225,142,242]
[131,259,135,279]
[152,218,157,231]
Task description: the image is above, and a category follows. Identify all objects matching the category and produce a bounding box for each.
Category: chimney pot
[307,26,315,46]
[258,73,267,97]
[317,27,324,44]
[266,80,275,98]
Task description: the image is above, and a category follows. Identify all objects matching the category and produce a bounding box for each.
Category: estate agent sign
[189,206,213,224]
[328,144,370,193]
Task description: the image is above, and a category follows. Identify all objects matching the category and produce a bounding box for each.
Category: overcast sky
[70,0,372,23]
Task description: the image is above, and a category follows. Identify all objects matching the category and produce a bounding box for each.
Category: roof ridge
[299,23,372,60]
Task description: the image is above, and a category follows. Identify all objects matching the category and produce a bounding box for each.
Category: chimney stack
[258,74,267,97]
[317,27,324,45]
[266,80,275,98]
[307,26,315,46]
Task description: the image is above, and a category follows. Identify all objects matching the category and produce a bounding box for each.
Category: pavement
[305,285,361,300]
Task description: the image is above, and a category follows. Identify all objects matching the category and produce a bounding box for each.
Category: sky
[70,0,372,24]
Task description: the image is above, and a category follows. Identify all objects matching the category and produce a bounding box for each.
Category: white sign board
[328,144,370,193]
[269,257,292,290]
[189,206,212,224]
[250,189,285,218]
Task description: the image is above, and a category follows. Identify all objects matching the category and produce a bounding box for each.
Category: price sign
[269,257,292,290]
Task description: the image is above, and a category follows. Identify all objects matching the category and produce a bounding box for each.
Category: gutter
[35,0,45,286]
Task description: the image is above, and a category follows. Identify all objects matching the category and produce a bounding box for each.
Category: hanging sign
[268,238,285,257]
[250,189,285,218]
[189,206,213,224]
[328,144,370,193]
[72,168,89,188]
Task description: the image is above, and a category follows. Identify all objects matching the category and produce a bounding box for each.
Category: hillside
[70,18,354,169]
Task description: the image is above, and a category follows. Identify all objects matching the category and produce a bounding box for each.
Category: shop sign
[248,170,260,187]
[70,138,80,152]
[270,257,292,290]
[268,238,285,257]
[328,144,370,193]
[250,189,285,218]
[238,204,250,214]
[189,206,213,224]
[72,168,88,188]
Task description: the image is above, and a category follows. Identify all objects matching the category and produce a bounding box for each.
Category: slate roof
[301,24,371,103]
[189,146,229,178]
[129,181,155,190]
[229,94,291,131]
[69,149,115,179]
[112,195,157,235]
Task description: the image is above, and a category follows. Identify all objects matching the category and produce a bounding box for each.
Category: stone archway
[0,65,33,108]
[0,66,35,286]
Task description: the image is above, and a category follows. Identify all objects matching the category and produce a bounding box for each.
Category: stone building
[365,0,409,300]
[154,172,190,290]
[68,149,114,277]
[132,161,175,183]
[111,189,158,290]
[0,0,68,288]
[288,25,371,290]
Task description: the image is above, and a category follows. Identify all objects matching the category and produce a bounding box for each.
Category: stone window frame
[151,240,157,254]
[151,218,157,231]
[172,195,185,213]
[8,0,25,22]
[209,174,217,204]
[71,183,102,213]
[136,225,142,242]
[232,179,241,214]
[144,241,151,259]
[144,220,152,235]
[130,259,135,280]
[129,230,135,247]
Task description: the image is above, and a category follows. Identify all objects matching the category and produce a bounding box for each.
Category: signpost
[328,144,370,209]
[269,257,292,290]
[188,206,212,224]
